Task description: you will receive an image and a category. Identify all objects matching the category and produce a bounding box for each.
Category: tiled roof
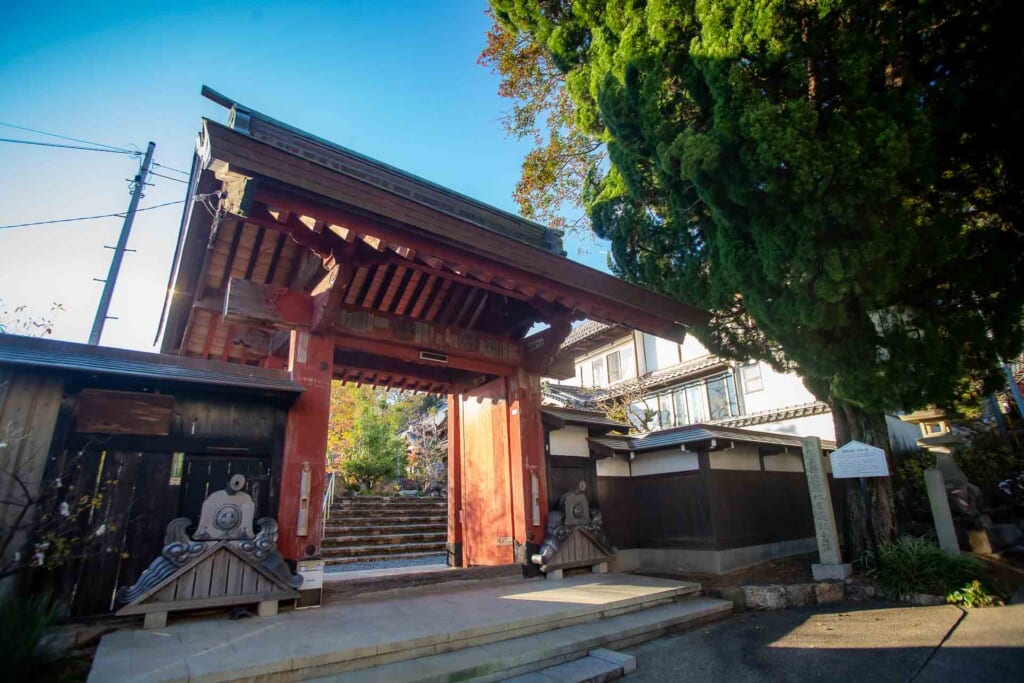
[559,320,622,349]
[712,401,831,428]
[540,406,629,431]
[0,334,303,394]
[542,354,728,409]
[589,423,837,454]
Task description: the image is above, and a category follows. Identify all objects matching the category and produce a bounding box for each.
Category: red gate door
[460,377,515,565]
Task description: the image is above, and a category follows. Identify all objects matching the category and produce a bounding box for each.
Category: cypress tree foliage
[489,0,1023,555]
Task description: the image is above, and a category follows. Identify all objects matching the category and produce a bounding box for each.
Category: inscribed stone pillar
[801,436,852,580]
[924,467,960,555]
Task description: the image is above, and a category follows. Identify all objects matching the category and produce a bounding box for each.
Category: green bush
[868,536,984,599]
[946,580,1002,607]
[953,429,1024,498]
[0,593,61,681]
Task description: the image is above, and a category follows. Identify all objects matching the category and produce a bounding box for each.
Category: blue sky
[0,1,605,350]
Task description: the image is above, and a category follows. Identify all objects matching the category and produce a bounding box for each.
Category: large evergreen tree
[488,0,1024,555]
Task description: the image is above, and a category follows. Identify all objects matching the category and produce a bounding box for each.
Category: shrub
[0,593,61,680]
[946,580,1003,608]
[868,536,984,599]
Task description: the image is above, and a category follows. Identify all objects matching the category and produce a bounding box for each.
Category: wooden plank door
[460,378,514,566]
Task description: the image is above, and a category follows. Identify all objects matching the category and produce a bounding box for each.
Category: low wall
[609,537,818,575]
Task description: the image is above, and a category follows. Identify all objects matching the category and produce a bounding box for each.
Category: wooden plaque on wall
[77,389,174,435]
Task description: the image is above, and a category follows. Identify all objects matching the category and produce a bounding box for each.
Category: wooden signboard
[77,389,174,435]
[829,440,889,479]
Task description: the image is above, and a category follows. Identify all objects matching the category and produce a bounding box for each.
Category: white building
[544,321,919,452]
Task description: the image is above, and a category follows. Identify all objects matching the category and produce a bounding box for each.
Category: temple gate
[159,87,707,601]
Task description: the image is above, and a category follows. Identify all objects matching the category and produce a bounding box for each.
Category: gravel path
[325,554,448,573]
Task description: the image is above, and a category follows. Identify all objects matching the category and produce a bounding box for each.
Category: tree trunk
[831,399,897,560]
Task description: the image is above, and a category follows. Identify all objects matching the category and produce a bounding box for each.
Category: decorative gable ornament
[115,475,302,628]
[531,481,615,578]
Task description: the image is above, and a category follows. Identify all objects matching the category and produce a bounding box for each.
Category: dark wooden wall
[597,471,713,549]
[597,453,846,552]
[546,455,598,512]
[33,383,289,617]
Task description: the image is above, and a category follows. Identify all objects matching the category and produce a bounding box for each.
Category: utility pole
[88,141,155,346]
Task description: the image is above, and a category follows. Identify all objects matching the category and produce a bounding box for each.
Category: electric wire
[0,137,140,155]
[0,121,135,153]
[0,193,219,230]
[150,171,188,184]
[0,200,185,230]
[152,161,190,176]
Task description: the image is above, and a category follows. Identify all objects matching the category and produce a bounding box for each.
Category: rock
[988,523,1023,550]
[814,582,845,603]
[784,583,816,607]
[742,584,788,610]
[845,583,877,601]
[910,593,946,606]
[398,489,420,497]
[708,586,746,611]
[1009,588,1024,605]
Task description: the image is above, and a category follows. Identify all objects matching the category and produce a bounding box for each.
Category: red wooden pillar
[446,392,463,567]
[507,368,549,562]
[279,328,334,563]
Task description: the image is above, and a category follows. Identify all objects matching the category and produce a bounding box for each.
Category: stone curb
[714,580,951,611]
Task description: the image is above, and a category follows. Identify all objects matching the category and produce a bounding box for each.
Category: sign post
[800,437,852,581]
[830,440,890,562]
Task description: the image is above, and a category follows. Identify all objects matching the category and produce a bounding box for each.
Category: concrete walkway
[88,573,704,682]
[625,603,1024,682]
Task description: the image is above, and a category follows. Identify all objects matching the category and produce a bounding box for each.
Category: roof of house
[712,401,831,429]
[541,354,729,409]
[0,334,303,396]
[588,423,837,455]
[540,406,629,432]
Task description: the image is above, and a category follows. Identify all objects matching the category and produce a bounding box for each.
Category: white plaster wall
[654,337,682,370]
[741,363,819,414]
[763,452,805,473]
[596,456,631,478]
[680,335,711,362]
[708,446,762,471]
[754,412,838,441]
[548,425,591,458]
[631,449,700,477]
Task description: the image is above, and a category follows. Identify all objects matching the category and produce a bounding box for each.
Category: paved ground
[324,554,446,573]
[625,602,1024,682]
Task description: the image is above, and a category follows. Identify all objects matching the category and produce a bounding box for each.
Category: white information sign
[829,440,889,479]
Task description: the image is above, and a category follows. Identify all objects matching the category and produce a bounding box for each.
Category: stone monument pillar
[924,467,961,555]
[801,436,853,581]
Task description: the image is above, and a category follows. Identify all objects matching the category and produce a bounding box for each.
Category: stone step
[321,532,447,548]
[505,649,636,683]
[323,522,447,536]
[323,509,444,520]
[322,540,447,558]
[308,598,730,682]
[88,575,720,683]
[332,498,447,507]
[324,550,447,566]
[322,565,521,603]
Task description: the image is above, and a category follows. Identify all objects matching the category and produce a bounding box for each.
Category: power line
[0,199,186,230]
[0,137,140,155]
[0,120,135,153]
[152,161,190,176]
[150,170,188,184]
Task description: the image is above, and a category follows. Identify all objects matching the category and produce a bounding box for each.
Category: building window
[658,394,673,428]
[740,363,764,393]
[706,375,739,420]
[607,350,622,384]
[591,357,606,386]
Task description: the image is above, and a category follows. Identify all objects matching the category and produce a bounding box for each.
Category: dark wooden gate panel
[44,450,180,617]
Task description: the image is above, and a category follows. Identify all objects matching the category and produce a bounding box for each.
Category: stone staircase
[89,573,734,683]
[322,496,447,566]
